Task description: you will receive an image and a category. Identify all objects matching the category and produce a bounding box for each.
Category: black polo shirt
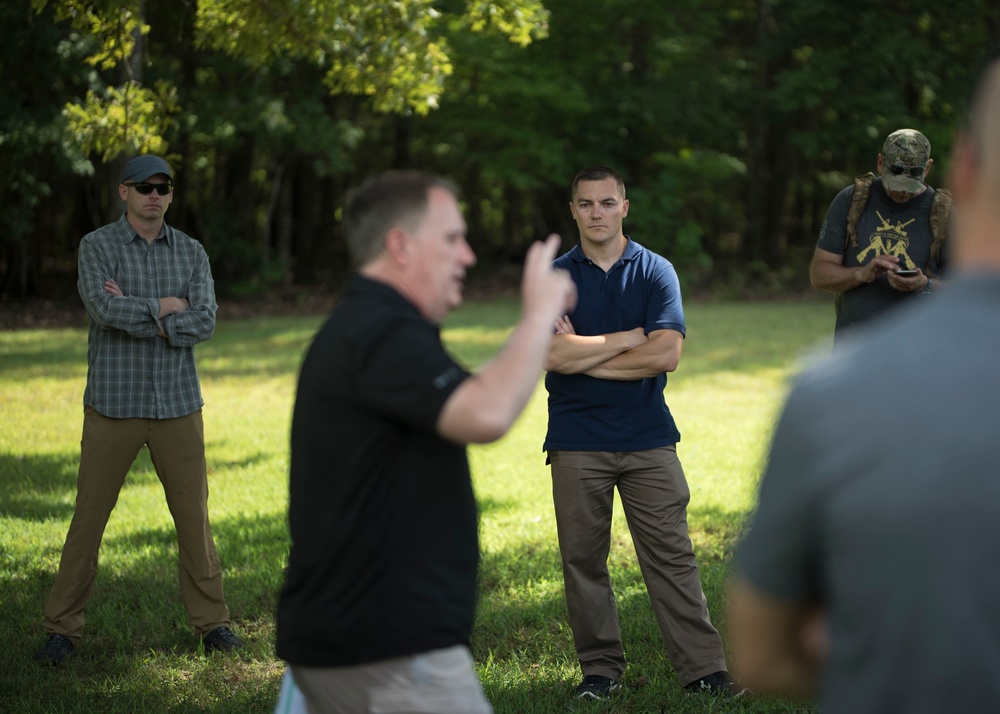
[277,275,476,666]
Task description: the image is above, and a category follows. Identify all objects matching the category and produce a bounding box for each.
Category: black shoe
[33,633,76,665]
[684,670,750,697]
[575,674,621,700]
[202,626,245,653]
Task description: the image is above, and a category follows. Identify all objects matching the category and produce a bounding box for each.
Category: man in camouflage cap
[881,129,933,197]
[808,128,949,344]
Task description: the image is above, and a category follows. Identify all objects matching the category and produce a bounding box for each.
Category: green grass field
[0,297,833,713]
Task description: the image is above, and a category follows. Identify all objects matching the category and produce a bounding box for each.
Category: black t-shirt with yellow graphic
[817,178,945,339]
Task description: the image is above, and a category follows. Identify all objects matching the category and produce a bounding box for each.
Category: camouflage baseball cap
[881,129,931,193]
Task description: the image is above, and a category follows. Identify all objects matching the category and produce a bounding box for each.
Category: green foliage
[195,0,449,114]
[753,0,990,169]
[30,0,168,159]
[0,1,94,295]
[4,0,1000,298]
[62,80,180,160]
[464,0,550,46]
[40,0,147,71]
[626,148,748,278]
[24,0,553,170]
[409,0,765,263]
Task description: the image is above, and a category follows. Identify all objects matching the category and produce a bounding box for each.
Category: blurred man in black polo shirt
[276,170,576,713]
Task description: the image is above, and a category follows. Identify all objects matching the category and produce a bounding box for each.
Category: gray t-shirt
[737,274,1000,714]
[816,178,943,339]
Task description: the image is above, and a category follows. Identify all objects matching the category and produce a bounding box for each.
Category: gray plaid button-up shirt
[77,214,217,419]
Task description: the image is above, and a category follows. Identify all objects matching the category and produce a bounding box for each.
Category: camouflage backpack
[845,171,952,279]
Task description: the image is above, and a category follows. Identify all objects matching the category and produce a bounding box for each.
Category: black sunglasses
[124,181,174,196]
[887,164,926,179]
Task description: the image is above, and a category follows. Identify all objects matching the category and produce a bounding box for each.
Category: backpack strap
[845,172,876,250]
[926,187,952,279]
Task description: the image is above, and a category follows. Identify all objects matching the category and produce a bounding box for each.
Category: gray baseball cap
[881,129,931,193]
[121,155,173,183]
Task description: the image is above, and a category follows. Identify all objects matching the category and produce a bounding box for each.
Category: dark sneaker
[575,674,621,700]
[202,626,245,653]
[33,633,76,665]
[684,670,750,697]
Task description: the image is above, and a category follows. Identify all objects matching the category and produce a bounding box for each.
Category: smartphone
[894,269,919,277]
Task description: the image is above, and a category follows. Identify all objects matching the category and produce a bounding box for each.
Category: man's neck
[360,261,435,322]
[580,233,628,271]
[126,214,164,244]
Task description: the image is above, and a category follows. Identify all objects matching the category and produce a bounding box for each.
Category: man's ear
[947,134,976,204]
[384,227,410,266]
[118,184,129,201]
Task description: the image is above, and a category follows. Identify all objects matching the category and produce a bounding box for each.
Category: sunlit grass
[0,296,833,713]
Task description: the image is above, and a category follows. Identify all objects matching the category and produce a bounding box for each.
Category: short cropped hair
[571,165,627,201]
[343,170,459,267]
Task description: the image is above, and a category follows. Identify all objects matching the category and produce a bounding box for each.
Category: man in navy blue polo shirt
[543,165,740,700]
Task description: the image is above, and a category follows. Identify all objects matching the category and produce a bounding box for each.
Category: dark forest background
[3,0,998,308]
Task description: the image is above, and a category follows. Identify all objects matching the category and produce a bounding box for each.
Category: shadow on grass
[2,465,765,713]
[0,328,87,372]
[206,449,273,474]
[687,502,753,565]
[0,447,235,522]
[477,493,520,516]
[196,318,320,381]
[2,510,289,714]
[0,452,80,520]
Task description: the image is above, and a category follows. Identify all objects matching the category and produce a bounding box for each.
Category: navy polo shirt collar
[567,236,641,269]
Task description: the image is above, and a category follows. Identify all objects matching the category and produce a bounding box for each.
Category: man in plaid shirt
[33,155,244,664]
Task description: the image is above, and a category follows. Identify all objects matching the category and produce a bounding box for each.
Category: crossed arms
[104,279,188,338]
[543,316,683,379]
[78,237,216,347]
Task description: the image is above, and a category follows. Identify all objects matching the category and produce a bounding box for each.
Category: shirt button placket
[148,242,161,418]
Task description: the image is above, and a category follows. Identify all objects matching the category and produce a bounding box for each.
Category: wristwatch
[923,276,933,294]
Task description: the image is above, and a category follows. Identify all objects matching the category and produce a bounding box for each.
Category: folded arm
[583,328,682,380]
[157,251,217,347]
[82,239,217,346]
[544,323,648,374]
[105,280,186,338]
[78,239,161,338]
